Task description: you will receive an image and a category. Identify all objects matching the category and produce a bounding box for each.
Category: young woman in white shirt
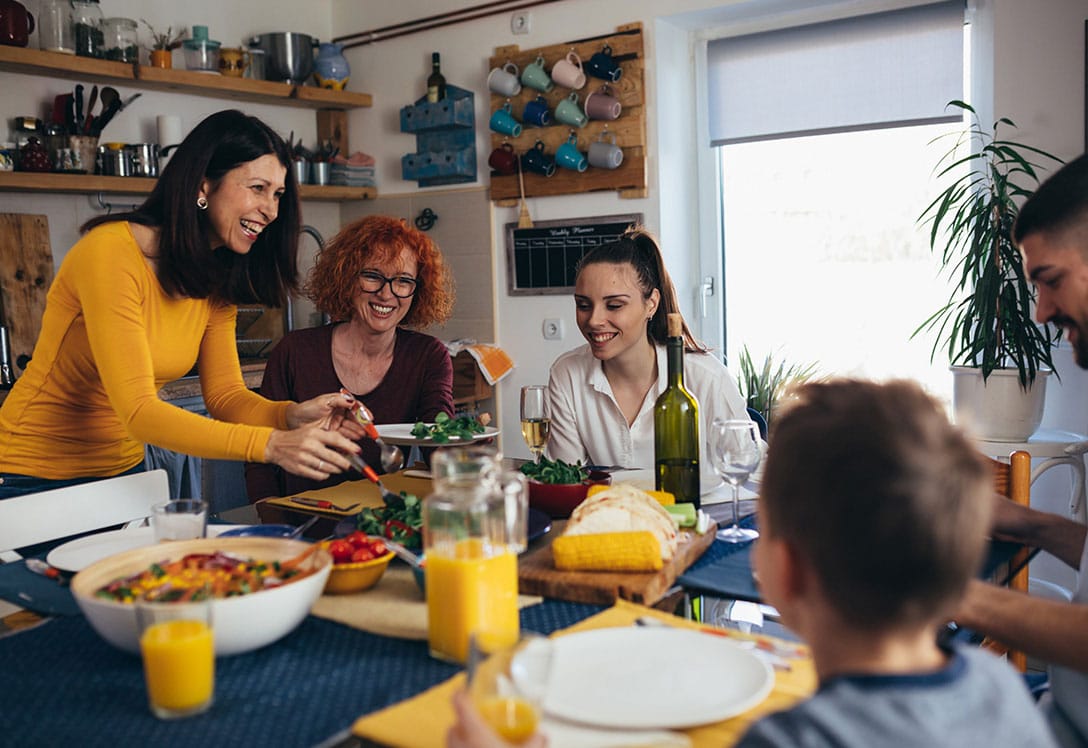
[544,227,751,489]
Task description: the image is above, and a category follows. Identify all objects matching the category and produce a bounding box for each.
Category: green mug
[520,55,554,93]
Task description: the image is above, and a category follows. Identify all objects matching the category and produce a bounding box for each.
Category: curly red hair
[305,215,455,328]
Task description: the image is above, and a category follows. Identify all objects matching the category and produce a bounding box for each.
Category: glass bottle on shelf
[38,0,75,54]
[427,52,446,103]
[71,0,105,59]
[101,17,138,63]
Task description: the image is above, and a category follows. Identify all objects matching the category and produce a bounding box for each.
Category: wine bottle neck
[666,336,685,387]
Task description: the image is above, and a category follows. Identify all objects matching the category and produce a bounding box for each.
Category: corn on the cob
[552,531,663,571]
[587,483,675,506]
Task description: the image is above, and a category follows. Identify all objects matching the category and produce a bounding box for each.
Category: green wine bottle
[654,313,700,508]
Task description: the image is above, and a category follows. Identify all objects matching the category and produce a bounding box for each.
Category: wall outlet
[511,11,531,35]
[542,318,563,340]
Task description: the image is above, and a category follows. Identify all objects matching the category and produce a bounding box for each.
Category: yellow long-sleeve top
[0,222,290,479]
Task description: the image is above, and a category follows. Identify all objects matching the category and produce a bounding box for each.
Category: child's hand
[446,689,546,748]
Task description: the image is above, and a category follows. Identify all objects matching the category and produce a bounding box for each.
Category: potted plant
[736,345,819,429]
[915,100,1063,440]
[141,20,185,69]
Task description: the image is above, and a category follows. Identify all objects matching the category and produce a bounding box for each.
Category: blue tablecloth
[0,600,603,747]
[676,514,760,602]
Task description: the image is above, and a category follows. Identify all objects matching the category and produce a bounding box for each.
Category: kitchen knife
[74,84,84,134]
[83,85,97,133]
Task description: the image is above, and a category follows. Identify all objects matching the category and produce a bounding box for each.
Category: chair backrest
[984,450,1031,672]
[0,469,170,560]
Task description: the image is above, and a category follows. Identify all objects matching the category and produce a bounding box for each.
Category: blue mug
[522,96,552,127]
[521,140,556,177]
[586,44,622,83]
[555,135,587,172]
[490,102,523,137]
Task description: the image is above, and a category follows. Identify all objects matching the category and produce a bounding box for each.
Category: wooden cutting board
[518,521,716,606]
[0,214,54,372]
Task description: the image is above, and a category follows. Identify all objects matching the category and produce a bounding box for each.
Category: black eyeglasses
[359,270,418,298]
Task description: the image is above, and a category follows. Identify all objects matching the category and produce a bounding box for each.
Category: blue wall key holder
[400,84,476,187]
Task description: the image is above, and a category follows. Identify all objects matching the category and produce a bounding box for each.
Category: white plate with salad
[376,422,500,446]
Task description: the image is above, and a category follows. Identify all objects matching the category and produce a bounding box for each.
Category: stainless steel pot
[98,145,132,177]
[125,143,159,178]
[251,32,316,84]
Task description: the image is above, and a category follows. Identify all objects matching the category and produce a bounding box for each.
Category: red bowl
[527,471,612,518]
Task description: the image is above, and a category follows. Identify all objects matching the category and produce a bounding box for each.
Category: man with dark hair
[737,379,1054,746]
[955,153,1088,747]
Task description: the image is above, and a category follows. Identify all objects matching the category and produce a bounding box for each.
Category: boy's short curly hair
[305,215,454,328]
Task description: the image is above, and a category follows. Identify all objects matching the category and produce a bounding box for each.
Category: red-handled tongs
[340,388,405,472]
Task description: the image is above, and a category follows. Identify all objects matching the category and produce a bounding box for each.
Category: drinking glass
[520,386,550,462]
[468,632,553,744]
[137,600,214,719]
[709,418,762,543]
[151,499,207,542]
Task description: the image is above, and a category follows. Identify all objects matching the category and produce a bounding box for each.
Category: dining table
[0,471,816,748]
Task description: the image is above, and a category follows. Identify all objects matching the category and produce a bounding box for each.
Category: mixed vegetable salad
[354,491,423,550]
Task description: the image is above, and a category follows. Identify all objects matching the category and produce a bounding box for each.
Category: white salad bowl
[71,536,332,656]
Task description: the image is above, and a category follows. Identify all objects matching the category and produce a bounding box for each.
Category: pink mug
[550,50,586,90]
[585,84,621,121]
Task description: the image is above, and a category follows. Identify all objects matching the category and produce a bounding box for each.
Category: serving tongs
[346,451,404,506]
[340,388,404,472]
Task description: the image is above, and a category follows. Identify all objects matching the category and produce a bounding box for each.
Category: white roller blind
[707,1,964,145]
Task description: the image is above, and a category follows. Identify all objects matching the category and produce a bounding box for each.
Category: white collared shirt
[545,343,752,490]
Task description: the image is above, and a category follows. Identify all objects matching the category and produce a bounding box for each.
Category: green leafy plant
[140,20,185,51]
[410,412,485,443]
[914,100,1063,387]
[737,346,819,426]
[519,457,589,485]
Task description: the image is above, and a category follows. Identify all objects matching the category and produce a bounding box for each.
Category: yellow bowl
[322,541,395,594]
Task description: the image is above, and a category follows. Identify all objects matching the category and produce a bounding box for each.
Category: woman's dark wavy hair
[81,109,300,306]
[574,226,707,351]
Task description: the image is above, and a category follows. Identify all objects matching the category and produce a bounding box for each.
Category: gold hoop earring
[196,196,208,210]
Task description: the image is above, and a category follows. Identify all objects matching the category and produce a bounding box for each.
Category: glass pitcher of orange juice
[424,446,526,663]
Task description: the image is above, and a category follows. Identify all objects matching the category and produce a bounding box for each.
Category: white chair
[0,469,169,562]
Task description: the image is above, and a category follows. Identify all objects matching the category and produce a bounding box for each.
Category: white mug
[488,61,522,97]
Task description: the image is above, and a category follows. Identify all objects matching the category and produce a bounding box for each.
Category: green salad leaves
[519,457,589,485]
[410,412,486,443]
[354,492,423,550]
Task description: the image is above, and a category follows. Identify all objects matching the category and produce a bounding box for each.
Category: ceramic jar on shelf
[314,42,350,90]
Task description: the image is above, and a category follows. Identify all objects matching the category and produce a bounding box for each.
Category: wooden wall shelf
[0,46,372,110]
[0,172,374,202]
[488,23,647,202]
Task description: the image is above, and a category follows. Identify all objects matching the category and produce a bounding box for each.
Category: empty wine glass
[709,418,762,543]
[520,386,550,463]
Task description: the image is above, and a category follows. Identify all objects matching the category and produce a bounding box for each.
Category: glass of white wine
[709,418,762,543]
[520,385,549,463]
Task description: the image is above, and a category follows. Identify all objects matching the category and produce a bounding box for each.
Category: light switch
[542,318,563,340]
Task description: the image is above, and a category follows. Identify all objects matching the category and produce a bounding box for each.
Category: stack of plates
[330,162,376,187]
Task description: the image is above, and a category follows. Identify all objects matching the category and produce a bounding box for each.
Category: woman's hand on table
[447,689,546,748]
[265,420,362,480]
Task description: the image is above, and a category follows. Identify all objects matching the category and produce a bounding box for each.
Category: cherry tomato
[368,540,387,557]
[328,539,355,564]
[351,547,375,563]
[345,531,371,549]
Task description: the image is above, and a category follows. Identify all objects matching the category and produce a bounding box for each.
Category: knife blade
[74,84,84,135]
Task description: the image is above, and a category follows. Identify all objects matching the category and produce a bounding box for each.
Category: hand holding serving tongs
[339,387,405,472]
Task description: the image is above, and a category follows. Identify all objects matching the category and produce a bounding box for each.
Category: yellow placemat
[263,472,434,516]
[351,599,816,748]
[311,565,542,640]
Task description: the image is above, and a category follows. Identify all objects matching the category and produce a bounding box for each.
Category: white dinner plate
[47,525,244,573]
[535,627,774,729]
[376,422,501,447]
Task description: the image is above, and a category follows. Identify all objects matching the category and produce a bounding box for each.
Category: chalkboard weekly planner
[506,214,643,295]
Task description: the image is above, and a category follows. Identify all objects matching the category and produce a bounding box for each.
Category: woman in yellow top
[0,110,362,499]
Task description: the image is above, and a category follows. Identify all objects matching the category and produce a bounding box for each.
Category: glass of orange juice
[469,632,553,745]
[136,600,215,719]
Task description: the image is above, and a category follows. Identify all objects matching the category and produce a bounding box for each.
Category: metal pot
[125,143,159,178]
[250,32,316,84]
[98,145,131,177]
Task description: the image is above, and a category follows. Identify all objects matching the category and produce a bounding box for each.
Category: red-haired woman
[245,215,456,500]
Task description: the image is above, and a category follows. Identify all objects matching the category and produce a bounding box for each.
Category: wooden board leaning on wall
[488,22,647,204]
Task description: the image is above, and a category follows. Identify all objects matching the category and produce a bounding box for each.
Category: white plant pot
[951,366,1050,442]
